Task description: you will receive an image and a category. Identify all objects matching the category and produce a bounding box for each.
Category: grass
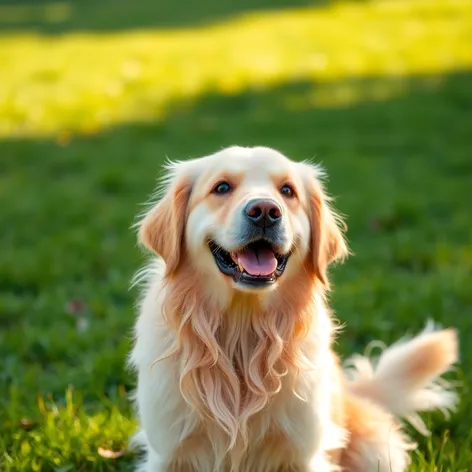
[1,0,471,470]
[1,0,471,138]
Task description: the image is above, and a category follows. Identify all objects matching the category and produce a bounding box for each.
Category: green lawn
[1,0,471,470]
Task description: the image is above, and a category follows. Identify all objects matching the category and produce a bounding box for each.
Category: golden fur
[129,146,458,472]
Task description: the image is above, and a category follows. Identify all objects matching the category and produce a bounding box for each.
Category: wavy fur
[129,146,459,472]
[155,264,317,452]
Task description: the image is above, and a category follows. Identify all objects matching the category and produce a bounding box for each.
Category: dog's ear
[302,163,348,285]
[138,164,192,277]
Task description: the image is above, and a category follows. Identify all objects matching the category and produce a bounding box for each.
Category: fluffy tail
[343,323,459,435]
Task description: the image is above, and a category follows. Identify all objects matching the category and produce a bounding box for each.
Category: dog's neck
[161,266,325,447]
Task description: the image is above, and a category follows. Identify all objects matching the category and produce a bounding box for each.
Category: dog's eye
[213,182,232,194]
[280,184,294,198]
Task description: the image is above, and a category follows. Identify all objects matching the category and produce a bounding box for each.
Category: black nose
[245,199,282,228]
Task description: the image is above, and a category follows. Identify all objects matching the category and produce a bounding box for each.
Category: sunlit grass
[2,387,135,472]
[0,0,471,138]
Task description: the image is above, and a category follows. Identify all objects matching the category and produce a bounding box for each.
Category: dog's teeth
[238,261,244,272]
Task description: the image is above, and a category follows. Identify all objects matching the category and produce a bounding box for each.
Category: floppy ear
[303,164,348,285]
[138,165,192,277]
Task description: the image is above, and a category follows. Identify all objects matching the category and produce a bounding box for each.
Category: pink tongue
[235,246,278,276]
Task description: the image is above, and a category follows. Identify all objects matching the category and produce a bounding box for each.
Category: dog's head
[139,146,347,297]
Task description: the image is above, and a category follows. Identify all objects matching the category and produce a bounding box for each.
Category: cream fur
[128,146,459,472]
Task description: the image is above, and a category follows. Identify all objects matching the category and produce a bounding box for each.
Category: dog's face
[139,146,347,296]
[186,148,309,291]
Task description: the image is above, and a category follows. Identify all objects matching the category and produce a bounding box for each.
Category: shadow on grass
[1,68,471,471]
[0,0,355,34]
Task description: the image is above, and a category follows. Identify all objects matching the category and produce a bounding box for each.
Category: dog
[129,146,458,472]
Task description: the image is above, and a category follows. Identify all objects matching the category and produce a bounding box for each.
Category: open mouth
[208,239,290,287]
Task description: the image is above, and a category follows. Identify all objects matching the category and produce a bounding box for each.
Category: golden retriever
[129,146,458,472]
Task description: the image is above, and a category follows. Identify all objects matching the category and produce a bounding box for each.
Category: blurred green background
[1,0,471,470]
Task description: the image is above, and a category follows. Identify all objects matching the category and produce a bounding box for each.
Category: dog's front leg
[132,361,207,472]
